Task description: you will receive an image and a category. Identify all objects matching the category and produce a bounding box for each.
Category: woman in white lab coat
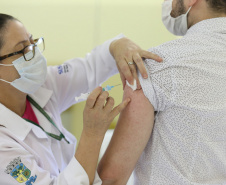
[0,14,161,185]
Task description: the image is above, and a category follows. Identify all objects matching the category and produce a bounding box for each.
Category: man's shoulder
[143,38,184,73]
[148,37,189,59]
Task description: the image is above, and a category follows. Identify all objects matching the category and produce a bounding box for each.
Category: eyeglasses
[0,37,45,61]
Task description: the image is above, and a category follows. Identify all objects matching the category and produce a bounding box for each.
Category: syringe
[75,84,121,101]
[102,84,121,91]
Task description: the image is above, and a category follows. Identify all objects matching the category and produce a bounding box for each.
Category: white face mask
[162,0,192,36]
[0,48,47,94]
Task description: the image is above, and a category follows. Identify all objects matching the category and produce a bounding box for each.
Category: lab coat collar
[29,86,53,108]
[0,104,32,141]
[0,86,53,141]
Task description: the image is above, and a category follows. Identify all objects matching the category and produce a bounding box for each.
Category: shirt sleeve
[44,34,124,113]
[0,129,102,185]
[59,157,102,185]
[138,47,173,112]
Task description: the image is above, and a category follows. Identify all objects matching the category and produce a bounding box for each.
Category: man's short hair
[206,0,226,14]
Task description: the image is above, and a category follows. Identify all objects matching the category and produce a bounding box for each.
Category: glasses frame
[0,37,45,61]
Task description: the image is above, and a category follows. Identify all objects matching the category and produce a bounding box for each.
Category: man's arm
[98,85,155,185]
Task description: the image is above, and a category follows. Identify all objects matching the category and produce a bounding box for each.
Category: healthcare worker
[0,14,161,185]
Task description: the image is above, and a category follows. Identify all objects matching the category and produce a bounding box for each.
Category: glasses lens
[35,38,45,53]
[24,45,34,61]
[23,38,45,61]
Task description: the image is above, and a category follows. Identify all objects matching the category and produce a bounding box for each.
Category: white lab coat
[0,34,123,185]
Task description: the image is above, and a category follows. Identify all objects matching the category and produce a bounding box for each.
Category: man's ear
[187,0,199,7]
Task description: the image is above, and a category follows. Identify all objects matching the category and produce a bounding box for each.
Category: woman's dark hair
[206,0,226,14]
[0,14,18,52]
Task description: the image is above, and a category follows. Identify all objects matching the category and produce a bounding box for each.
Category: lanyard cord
[25,96,70,144]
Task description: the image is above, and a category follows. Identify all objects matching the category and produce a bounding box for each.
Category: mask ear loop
[0,79,11,84]
[0,63,14,66]
[171,6,192,20]
[185,6,192,16]
[0,63,15,83]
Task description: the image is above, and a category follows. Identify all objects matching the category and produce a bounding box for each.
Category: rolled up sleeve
[138,48,173,112]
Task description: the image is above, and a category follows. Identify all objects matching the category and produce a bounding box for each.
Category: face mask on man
[0,48,47,94]
[162,0,192,36]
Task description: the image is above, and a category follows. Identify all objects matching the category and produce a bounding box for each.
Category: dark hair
[0,14,18,52]
[206,0,226,14]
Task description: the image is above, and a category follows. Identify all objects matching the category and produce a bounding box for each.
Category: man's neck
[189,13,226,29]
[188,2,226,29]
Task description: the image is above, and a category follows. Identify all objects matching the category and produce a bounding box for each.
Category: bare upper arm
[98,85,155,184]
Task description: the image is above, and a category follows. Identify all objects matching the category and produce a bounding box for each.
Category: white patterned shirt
[136,18,226,185]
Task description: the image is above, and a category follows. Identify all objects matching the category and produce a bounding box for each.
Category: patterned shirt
[136,18,226,185]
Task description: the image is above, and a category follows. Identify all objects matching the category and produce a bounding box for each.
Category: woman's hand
[83,87,130,138]
[110,37,162,89]
[76,87,130,184]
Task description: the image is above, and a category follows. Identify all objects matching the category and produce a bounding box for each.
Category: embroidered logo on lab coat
[5,157,37,184]
[58,64,69,74]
